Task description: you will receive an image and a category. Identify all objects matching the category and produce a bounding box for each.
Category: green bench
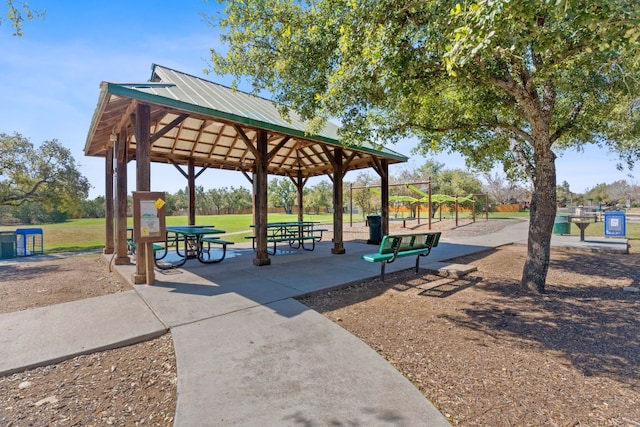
[127,240,165,256]
[199,237,235,263]
[361,232,441,281]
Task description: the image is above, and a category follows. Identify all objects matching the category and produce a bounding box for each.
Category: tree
[556,180,572,207]
[226,186,252,213]
[306,180,332,214]
[607,180,637,207]
[268,178,296,214]
[80,196,105,218]
[209,1,640,294]
[483,172,529,205]
[0,133,90,215]
[584,183,610,206]
[207,187,226,214]
[350,172,378,219]
[2,1,45,36]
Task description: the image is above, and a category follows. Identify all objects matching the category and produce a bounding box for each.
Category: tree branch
[0,179,50,206]
[550,102,583,143]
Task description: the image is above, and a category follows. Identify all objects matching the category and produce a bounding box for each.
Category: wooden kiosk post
[131,192,166,285]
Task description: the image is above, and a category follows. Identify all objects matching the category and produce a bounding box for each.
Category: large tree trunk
[521,148,557,294]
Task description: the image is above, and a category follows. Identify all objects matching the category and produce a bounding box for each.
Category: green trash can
[367,214,382,244]
[0,231,17,259]
[553,215,570,235]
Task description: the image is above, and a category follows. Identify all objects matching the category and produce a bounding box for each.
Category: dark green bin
[0,231,17,259]
[553,215,570,235]
[367,214,382,244]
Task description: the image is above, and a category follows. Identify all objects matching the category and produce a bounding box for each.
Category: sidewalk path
[0,219,628,426]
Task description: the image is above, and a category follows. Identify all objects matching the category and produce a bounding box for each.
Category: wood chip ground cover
[299,245,640,426]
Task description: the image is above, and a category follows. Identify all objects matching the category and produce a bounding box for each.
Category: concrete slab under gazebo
[84,64,407,283]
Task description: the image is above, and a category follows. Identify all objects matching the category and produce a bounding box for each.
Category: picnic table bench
[362,232,441,281]
[246,221,328,255]
[199,237,235,263]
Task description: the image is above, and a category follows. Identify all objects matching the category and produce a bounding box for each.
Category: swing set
[349,181,488,229]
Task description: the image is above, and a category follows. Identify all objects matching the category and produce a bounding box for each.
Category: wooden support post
[133,103,153,284]
[428,179,432,230]
[188,158,196,225]
[253,130,271,266]
[104,145,114,254]
[294,173,305,222]
[332,149,345,255]
[472,195,477,222]
[114,131,130,265]
[145,242,155,285]
[380,160,389,239]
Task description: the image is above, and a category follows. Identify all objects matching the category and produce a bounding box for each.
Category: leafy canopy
[209,0,640,174]
[0,133,90,213]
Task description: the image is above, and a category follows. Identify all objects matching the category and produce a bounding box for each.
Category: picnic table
[568,214,598,242]
[153,225,231,269]
[247,221,328,255]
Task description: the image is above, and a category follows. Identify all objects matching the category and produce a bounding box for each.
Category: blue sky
[1,1,636,199]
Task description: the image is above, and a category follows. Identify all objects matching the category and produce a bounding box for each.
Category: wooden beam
[195,166,208,179]
[267,136,290,163]
[321,145,339,170]
[241,170,253,184]
[114,99,138,136]
[150,113,189,143]
[170,160,189,179]
[234,124,259,158]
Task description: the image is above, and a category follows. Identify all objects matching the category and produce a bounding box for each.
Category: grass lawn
[1,212,637,254]
[0,213,333,254]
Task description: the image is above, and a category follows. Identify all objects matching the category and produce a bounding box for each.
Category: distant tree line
[1,131,637,226]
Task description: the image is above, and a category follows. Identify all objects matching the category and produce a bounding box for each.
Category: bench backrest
[379,232,441,255]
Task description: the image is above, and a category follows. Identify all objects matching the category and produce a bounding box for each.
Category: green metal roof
[84,64,407,177]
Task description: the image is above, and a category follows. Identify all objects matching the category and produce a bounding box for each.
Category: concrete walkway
[0,220,628,426]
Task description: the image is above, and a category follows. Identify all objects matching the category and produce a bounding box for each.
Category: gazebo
[84,64,407,282]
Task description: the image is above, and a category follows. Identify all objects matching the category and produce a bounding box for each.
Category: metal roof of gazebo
[84,64,407,176]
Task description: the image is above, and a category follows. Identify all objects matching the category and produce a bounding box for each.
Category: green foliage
[268,178,296,213]
[80,196,105,219]
[305,180,332,214]
[2,0,45,36]
[0,133,90,216]
[351,172,378,218]
[209,1,640,168]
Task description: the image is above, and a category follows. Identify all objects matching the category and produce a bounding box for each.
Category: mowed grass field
[0,214,333,254]
[1,212,638,254]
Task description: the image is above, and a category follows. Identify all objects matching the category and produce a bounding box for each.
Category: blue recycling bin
[15,228,44,256]
[604,212,626,237]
